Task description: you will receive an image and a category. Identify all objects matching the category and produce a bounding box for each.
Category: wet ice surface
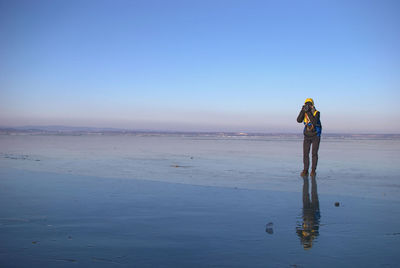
[1,168,399,267]
[0,134,400,267]
[0,134,399,200]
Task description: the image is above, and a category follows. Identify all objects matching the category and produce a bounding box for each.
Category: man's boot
[310,169,316,177]
[300,170,308,177]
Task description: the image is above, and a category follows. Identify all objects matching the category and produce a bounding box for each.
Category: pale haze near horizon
[1,0,399,133]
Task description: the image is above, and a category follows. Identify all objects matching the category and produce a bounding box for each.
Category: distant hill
[4,125,127,132]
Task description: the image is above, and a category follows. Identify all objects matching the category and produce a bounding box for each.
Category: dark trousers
[303,135,320,171]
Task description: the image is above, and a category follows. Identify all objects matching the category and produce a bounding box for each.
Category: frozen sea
[0,134,400,267]
[1,134,399,199]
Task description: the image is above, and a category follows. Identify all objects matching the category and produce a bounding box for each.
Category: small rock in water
[266,222,274,234]
[335,202,340,207]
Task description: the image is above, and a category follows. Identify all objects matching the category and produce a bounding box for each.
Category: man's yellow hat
[304,98,314,105]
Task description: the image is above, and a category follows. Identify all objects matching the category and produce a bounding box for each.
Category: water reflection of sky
[0,135,399,200]
[1,166,400,267]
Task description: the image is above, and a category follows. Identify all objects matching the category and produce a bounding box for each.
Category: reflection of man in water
[296,176,320,249]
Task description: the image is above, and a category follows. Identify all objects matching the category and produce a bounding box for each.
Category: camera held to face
[303,103,312,112]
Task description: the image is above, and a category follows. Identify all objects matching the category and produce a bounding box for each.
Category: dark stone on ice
[266,222,273,234]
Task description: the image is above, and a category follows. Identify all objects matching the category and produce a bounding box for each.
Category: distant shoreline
[0,126,399,139]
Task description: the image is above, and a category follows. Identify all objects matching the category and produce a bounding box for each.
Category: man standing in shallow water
[297,98,322,177]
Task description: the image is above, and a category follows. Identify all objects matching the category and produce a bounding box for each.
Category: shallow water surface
[0,134,399,199]
[0,168,399,267]
[0,134,400,267]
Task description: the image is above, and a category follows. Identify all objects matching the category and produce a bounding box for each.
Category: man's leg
[310,136,321,176]
[302,137,312,175]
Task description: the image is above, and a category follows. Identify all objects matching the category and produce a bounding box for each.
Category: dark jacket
[297,109,322,137]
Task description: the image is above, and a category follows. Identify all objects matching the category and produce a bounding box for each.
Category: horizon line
[0,125,399,136]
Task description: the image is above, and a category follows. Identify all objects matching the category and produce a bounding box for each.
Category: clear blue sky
[1,0,399,133]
